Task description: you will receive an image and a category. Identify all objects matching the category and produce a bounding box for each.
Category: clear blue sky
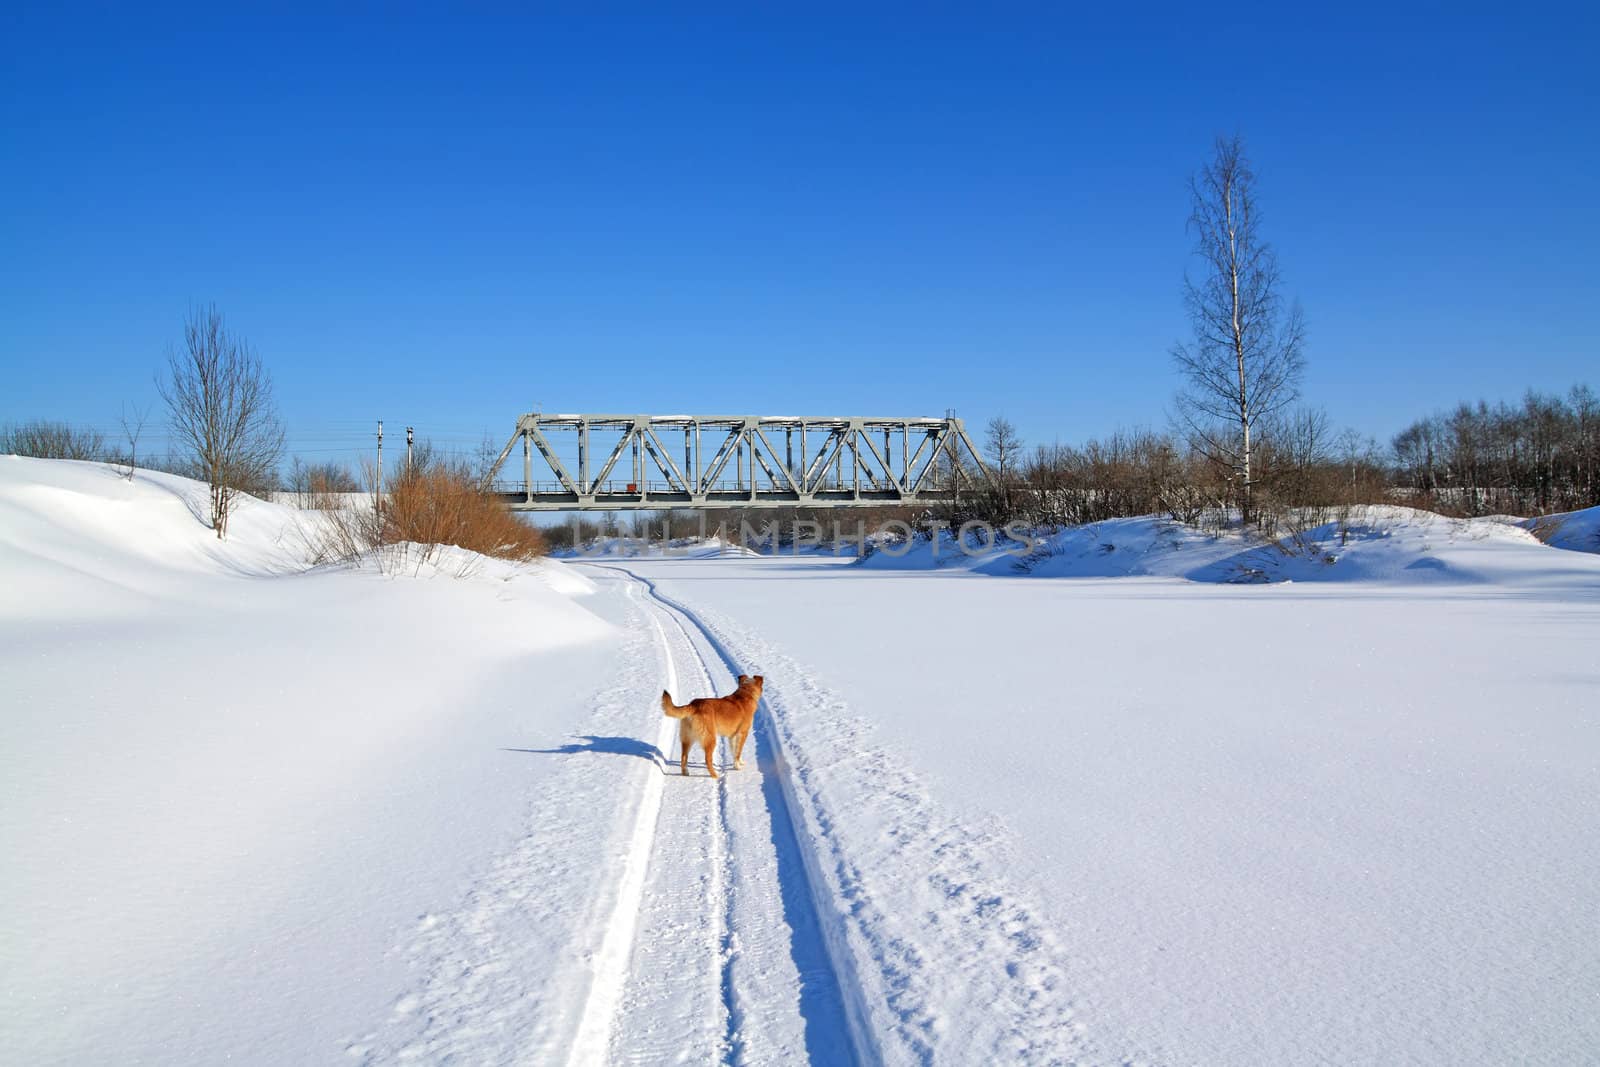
[3,4,1596,465]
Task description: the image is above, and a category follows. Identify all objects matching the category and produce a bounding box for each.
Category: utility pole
[376,420,384,521]
[946,408,959,509]
[406,426,414,471]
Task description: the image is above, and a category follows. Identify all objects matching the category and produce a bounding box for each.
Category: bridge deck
[493,488,957,511]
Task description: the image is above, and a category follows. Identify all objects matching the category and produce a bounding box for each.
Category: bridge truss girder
[485,413,995,511]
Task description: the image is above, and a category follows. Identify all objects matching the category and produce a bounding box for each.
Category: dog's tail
[661,691,693,719]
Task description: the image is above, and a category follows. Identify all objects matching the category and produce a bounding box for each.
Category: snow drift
[861,504,1600,588]
[0,457,617,1064]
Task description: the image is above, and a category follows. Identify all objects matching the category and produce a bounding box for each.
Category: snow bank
[861,505,1600,588]
[0,457,619,1064]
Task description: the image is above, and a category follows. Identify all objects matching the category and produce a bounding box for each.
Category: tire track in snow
[625,570,1108,1066]
[564,576,710,1065]
[582,564,862,1066]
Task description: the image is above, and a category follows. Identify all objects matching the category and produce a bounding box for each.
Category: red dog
[660,674,764,778]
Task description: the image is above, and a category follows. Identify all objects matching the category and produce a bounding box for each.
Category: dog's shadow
[505,735,737,777]
[504,735,665,766]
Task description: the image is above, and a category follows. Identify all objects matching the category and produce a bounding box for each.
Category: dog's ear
[737,674,750,683]
[753,675,764,686]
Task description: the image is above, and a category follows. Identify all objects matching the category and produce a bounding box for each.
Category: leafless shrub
[1,419,107,460]
[1015,429,1223,528]
[288,457,362,508]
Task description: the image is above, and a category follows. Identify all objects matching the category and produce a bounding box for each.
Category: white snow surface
[629,513,1600,1064]
[4,458,1599,1065]
[863,504,1600,585]
[0,458,620,1064]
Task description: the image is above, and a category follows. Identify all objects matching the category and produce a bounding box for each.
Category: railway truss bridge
[483,412,995,511]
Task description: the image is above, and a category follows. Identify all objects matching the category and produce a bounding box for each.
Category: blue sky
[2,4,1596,465]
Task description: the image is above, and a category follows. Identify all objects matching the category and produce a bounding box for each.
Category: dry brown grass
[383,462,546,562]
[300,456,544,571]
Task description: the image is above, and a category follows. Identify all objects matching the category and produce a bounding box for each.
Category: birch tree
[159,305,284,538]
[1172,135,1306,525]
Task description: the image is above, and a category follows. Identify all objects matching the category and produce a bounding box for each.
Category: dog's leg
[680,737,690,777]
[733,729,748,769]
[703,739,718,779]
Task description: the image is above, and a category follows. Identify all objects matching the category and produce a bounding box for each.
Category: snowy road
[573,565,859,1067]
[339,563,863,1067]
[351,558,1083,1066]
[330,554,1090,1067]
[567,562,1091,1067]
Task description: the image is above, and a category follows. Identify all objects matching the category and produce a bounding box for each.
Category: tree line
[967,384,1600,536]
[1391,387,1599,515]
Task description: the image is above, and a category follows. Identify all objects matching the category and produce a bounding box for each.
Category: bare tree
[1336,427,1366,498]
[116,402,151,481]
[984,415,1024,517]
[1172,135,1306,525]
[984,416,1024,483]
[1573,384,1599,505]
[159,306,285,538]
[1263,406,1332,507]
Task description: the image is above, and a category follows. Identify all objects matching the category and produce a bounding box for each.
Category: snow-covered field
[4,456,1598,1065]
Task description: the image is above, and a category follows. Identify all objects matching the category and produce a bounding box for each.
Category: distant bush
[384,460,546,562]
[287,457,362,509]
[1,419,107,461]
